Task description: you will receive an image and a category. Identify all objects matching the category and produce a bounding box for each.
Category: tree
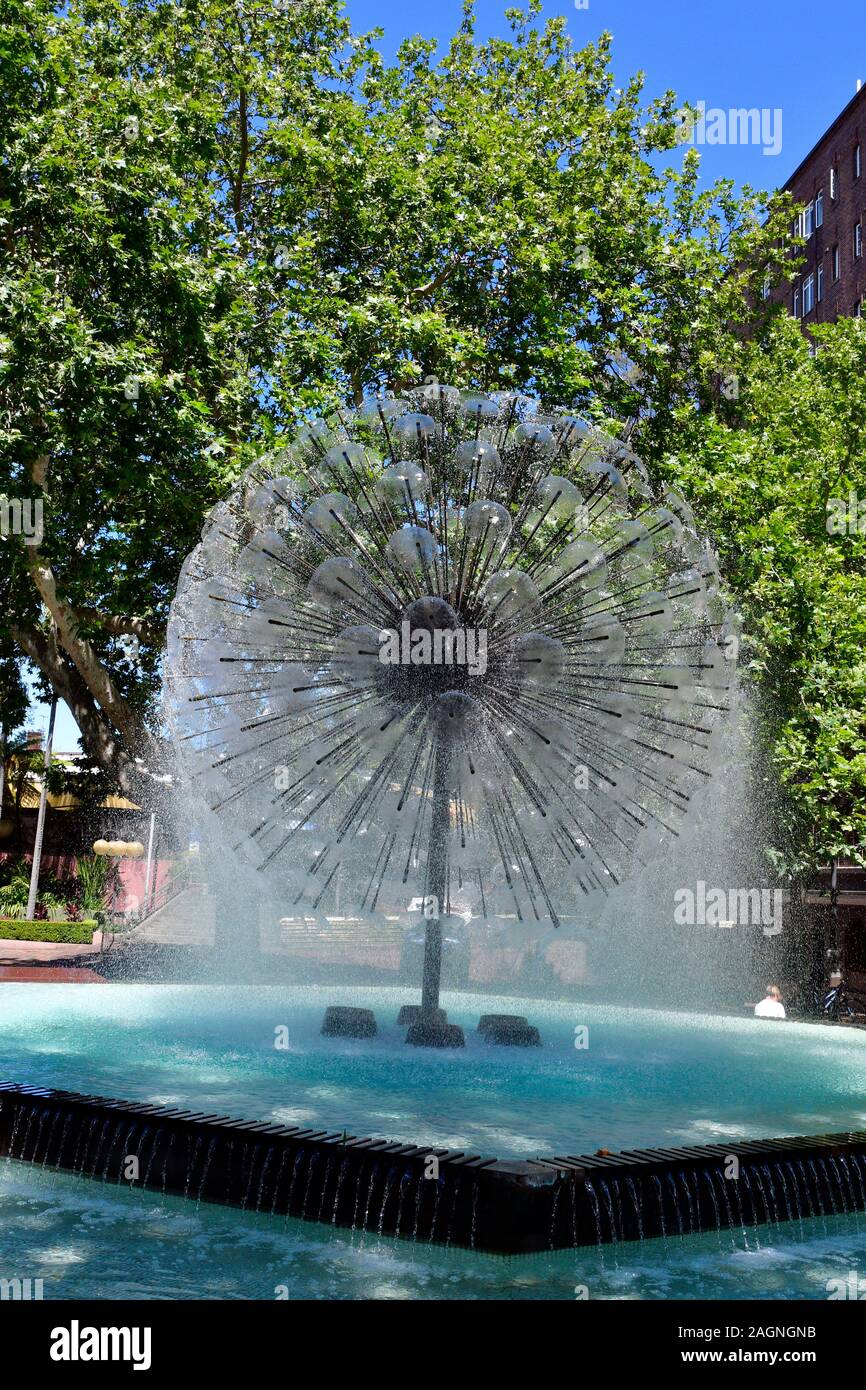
[1,0,363,798]
[0,0,796,800]
[0,639,28,739]
[661,314,866,875]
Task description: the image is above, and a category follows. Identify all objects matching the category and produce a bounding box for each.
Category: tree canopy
[663,315,866,873]
[6,0,855,878]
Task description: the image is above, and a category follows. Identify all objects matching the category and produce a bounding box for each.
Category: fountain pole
[421,740,450,1020]
[405,736,465,1045]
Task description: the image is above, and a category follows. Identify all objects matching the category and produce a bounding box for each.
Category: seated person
[754,984,786,1019]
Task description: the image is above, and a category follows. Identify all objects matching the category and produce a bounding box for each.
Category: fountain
[4,990,866,1255]
[4,1075,866,1253]
[163,386,738,1044]
[5,386,865,1286]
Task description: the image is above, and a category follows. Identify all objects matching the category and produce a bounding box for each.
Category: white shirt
[754,997,786,1019]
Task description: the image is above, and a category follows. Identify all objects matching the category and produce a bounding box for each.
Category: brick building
[769,83,866,324]
[762,87,866,1009]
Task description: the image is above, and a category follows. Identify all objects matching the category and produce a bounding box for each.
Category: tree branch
[23,455,153,751]
[233,89,249,235]
[25,553,144,750]
[71,609,165,647]
[408,256,462,298]
[10,622,159,803]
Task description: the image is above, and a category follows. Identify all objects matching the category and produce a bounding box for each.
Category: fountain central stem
[406,740,465,1045]
[421,741,450,1020]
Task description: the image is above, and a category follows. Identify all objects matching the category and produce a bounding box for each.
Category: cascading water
[586,1178,604,1246]
[163,385,739,1012]
[4,1079,866,1255]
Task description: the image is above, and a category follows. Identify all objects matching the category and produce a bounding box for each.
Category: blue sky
[28,0,866,752]
[350,0,864,190]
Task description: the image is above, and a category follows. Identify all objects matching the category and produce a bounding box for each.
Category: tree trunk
[11,622,162,805]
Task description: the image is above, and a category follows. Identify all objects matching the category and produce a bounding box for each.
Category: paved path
[0,939,109,980]
[0,964,107,982]
[0,939,103,966]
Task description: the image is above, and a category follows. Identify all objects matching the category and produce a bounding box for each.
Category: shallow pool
[2,1161,866,1300]
[2,984,865,1158]
[3,983,866,1300]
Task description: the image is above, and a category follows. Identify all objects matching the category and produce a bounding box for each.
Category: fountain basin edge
[2,1081,864,1253]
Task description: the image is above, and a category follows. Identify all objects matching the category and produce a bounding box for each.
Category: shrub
[75,855,117,924]
[0,919,97,944]
[0,864,32,914]
[0,860,73,920]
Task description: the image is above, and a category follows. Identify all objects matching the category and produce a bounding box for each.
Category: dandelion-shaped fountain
[164,385,737,1044]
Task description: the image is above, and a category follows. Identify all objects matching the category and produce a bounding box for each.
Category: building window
[802,274,815,315]
[830,166,838,199]
[803,202,815,238]
[848,918,866,971]
[793,287,801,318]
[833,244,840,280]
[816,190,824,227]
[817,263,824,302]
[855,221,863,259]
[855,143,862,180]
[761,273,771,301]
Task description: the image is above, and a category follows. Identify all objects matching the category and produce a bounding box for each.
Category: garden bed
[0,919,97,944]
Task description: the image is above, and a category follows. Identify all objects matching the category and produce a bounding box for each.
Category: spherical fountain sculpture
[164,386,737,1043]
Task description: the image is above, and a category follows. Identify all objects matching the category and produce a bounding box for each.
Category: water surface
[2,984,865,1157]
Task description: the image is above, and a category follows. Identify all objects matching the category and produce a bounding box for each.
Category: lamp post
[25,697,57,920]
[143,811,156,915]
[0,723,17,841]
[0,723,10,840]
[828,856,840,977]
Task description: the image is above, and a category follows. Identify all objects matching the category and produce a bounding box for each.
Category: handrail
[107,859,199,929]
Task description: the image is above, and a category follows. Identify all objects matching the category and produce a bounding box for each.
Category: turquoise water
[3,983,866,1299]
[3,985,866,1156]
[2,1163,866,1300]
